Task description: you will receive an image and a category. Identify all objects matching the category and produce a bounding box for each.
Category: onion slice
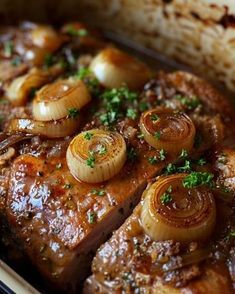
[141,173,216,242]
[6,68,50,106]
[7,116,80,138]
[140,108,196,156]
[30,25,62,51]
[33,78,91,121]
[66,129,127,183]
[90,47,151,90]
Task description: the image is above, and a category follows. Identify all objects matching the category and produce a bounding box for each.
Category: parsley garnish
[159,149,166,161]
[63,183,72,189]
[97,145,107,155]
[127,108,137,120]
[88,211,97,224]
[68,108,79,118]
[86,151,95,168]
[177,160,192,172]
[196,158,207,166]
[165,163,177,175]
[11,56,21,66]
[4,41,13,57]
[77,67,91,80]
[139,102,149,112]
[44,53,54,68]
[160,186,173,204]
[179,149,188,158]
[84,132,93,140]
[154,131,161,140]
[230,231,235,237]
[148,156,158,165]
[151,114,159,121]
[56,163,62,170]
[91,189,106,196]
[66,25,88,37]
[127,147,137,161]
[183,172,214,188]
[100,86,138,126]
[218,153,227,164]
[174,95,200,110]
[76,67,100,95]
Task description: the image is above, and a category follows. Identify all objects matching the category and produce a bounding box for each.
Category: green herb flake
[68,108,79,118]
[4,41,13,57]
[159,149,166,161]
[137,132,144,139]
[177,160,192,172]
[154,131,161,140]
[88,211,97,224]
[91,189,106,196]
[97,145,107,155]
[196,158,207,166]
[160,186,173,205]
[76,67,91,80]
[218,153,227,164]
[63,183,72,189]
[126,108,137,120]
[183,172,214,188]
[165,163,177,175]
[56,163,62,170]
[175,95,201,110]
[139,102,149,112]
[151,114,159,122]
[44,53,54,68]
[148,155,158,165]
[127,147,137,161]
[86,151,95,168]
[230,231,235,237]
[11,56,21,66]
[66,25,89,37]
[84,132,93,140]
[179,149,188,158]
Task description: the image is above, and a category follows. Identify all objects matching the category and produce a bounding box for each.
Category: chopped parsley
[76,67,99,95]
[218,153,227,164]
[65,25,89,37]
[68,108,79,118]
[196,158,207,166]
[165,163,177,175]
[44,53,54,68]
[4,41,13,57]
[88,211,97,224]
[100,86,138,126]
[63,183,72,189]
[91,189,106,196]
[160,186,173,205]
[126,108,137,120]
[139,102,149,112]
[174,94,201,110]
[86,151,96,168]
[77,67,91,80]
[11,56,21,66]
[183,172,214,188]
[148,155,158,165]
[148,149,166,165]
[230,231,235,237]
[159,149,166,161]
[177,160,192,172]
[84,132,93,140]
[56,163,62,170]
[151,114,159,121]
[137,132,144,139]
[179,149,188,158]
[97,145,107,155]
[127,147,137,162]
[154,131,161,140]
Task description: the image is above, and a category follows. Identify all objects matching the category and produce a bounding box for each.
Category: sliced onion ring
[30,25,62,51]
[33,78,91,121]
[90,47,151,90]
[7,116,80,138]
[141,173,216,242]
[66,129,127,183]
[6,68,50,106]
[140,108,196,156]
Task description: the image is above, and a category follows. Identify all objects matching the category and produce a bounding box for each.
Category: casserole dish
[0,2,234,294]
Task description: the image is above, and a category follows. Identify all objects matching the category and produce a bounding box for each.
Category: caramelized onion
[140,108,195,156]
[141,174,216,242]
[33,79,91,121]
[7,117,79,138]
[30,25,62,51]
[66,129,126,183]
[90,47,151,90]
[6,68,50,106]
